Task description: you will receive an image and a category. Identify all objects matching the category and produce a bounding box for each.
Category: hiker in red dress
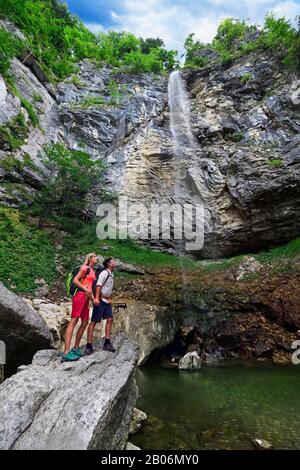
[62,253,98,362]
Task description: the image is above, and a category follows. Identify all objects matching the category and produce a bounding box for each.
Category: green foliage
[67,74,87,88]
[0,112,29,151]
[268,159,284,167]
[0,27,24,75]
[19,96,39,126]
[108,79,122,105]
[229,132,244,142]
[32,93,43,103]
[260,14,296,50]
[212,18,248,65]
[261,14,300,69]
[214,18,248,50]
[0,1,179,79]
[0,153,37,173]
[140,37,165,54]
[60,222,198,272]
[123,48,163,73]
[184,15,299,70]
[183,33,209,69]
[243,271,261,281]
[3,75,39,127]
[96,31,179,73]
[31,143,108,226]
[0,2,90,78]
[0,207,56,293]
[97,31,140,65]
[240,73,252,83]
[74,94,106,109]
[72,81,129,109]
[256,237,300,262]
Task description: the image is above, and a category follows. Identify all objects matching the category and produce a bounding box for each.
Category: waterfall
[168,70,197,156]
[168,70,197,306]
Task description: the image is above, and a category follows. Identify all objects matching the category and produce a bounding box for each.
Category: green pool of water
[131,362,300,450]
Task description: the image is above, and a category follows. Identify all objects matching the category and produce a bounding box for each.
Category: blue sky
[63,0,299,54]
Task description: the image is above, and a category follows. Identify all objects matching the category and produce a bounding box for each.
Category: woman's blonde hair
[83,253,96,266]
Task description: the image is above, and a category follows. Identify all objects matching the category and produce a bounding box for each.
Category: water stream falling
[168,70,198,306]
[168,70,197,153]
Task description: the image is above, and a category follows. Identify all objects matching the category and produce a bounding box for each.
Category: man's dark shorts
[91,300,113,323]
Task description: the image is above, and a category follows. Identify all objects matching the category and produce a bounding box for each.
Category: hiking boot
[71,347,82,358]
[85,344,94,355]
[61,351,80,363]
[103,341,116,353]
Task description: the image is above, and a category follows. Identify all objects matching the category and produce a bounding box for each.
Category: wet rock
[0,282,53,376]
[0,334,138,450]
[178,351,202,370]
[251,438,272,450]
[129,408,147,435]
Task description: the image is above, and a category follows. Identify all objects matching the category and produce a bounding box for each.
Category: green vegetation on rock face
[0,27,24,75]
[0,153,38,173]
[268,158,284,167]
[202,237,300,273]
[3,75,40,127]
[0,0,179,80]
[60,222,198,273]
[31,143,109,227]
[257,237,300,262]
[0,112,29,151]
[0,207,57,293]
[184,15,300,69]
[240,73,252,84]
[0,206,197,293]
[227,131,244,142]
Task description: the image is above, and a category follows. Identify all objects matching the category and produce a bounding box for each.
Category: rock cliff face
[0,282,53,377]
[1,19,299,257]
[0,334,138,450]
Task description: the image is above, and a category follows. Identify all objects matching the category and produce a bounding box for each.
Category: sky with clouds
[63,0,300,55]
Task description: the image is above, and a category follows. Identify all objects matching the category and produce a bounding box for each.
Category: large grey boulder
[0,334,138,450]
[0,282,53,376]
[178,351,202,370]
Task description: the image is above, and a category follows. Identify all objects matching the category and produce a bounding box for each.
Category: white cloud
[85,0,299,54]
[85,22,105,34]
[109,1,227,55]
[272,1,300,19]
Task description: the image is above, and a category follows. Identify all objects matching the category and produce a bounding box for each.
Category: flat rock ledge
[0,334,139,450]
